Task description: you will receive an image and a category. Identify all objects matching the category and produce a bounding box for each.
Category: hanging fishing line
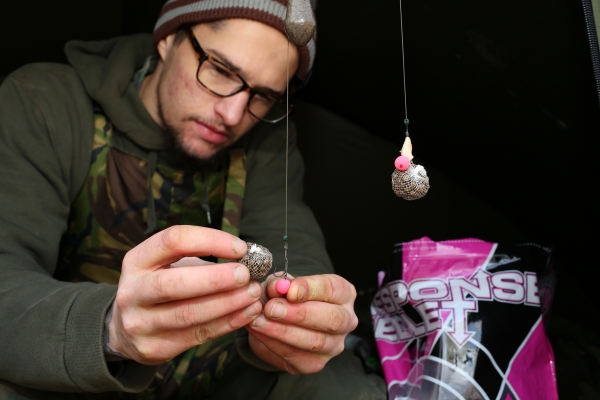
[235,44,291,283]
[238,0,317,286]
[273,40,291,283]
[271,40,292,296]
[391,0,431,200]
[400,0,409,136]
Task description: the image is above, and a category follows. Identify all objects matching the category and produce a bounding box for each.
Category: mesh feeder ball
[392,137,430,200]
[238,243,273,280]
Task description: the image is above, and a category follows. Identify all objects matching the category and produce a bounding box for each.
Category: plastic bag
[371,237,558,400]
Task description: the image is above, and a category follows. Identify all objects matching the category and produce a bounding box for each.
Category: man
[0,0,386,399]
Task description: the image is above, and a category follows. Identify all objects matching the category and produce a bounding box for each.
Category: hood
[64,34,168,151]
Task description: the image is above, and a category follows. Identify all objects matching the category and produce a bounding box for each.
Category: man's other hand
[246,274,358,374]
[105,225,263,365]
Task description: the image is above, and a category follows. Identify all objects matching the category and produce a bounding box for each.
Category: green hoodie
[0,34,332,393]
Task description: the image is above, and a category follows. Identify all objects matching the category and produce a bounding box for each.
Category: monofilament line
[283,40,290,277]
[285,40,289,239]
[400,0,410,136]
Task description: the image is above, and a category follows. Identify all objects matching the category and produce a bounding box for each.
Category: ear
[157,33,177,61]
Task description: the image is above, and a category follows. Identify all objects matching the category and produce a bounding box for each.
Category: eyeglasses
[185,27,293,124]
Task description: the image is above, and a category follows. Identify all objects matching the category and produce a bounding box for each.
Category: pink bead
[276,278,291,295]
[394,156,410,171]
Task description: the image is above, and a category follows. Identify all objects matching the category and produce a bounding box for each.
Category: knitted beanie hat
[153,0,316,84]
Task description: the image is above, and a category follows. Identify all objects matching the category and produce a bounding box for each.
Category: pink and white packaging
[371,237,558,400]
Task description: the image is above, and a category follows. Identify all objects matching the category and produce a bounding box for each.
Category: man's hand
[246,274,358,374]
[105,225,263,365]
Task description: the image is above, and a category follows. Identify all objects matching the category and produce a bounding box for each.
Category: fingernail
[248,282,261,298]
[269,301,286,319]
[233,238,246,256]
[297,285,306,301]
[252,314,268,328]
[234,265,249,285]
[244,303,260,318]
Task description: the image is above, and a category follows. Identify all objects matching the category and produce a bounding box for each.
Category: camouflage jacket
[54,112,246,284]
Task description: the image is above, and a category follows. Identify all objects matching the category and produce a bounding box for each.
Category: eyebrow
[207,48,286,98]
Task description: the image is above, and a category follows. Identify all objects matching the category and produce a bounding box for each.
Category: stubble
[156,78,228,171]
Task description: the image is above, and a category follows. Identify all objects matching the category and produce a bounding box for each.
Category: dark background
[2,0,599,397]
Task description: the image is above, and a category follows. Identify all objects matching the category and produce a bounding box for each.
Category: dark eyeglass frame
[185,26,293,124]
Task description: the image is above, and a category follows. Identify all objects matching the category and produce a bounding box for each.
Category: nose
[214,90,250,127]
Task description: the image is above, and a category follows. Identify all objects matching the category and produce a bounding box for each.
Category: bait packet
[371,237,558,400]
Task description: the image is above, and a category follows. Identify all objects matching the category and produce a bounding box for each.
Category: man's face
[154,19,299,160]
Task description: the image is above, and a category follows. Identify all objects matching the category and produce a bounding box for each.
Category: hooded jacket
[0,33,332,393]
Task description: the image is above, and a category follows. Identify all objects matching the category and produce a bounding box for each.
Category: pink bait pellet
[395,156,410,171]
[276,279,291,295]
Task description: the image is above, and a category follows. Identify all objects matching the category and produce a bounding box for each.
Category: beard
[156,85,229,171]
[162,119,229,171]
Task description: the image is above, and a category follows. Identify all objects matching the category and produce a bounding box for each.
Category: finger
[132,262,251,305]
[184,301,263,346]
[123,225,247,272]
[259,275,277,306]
[246,328,332,374]
[247,314,343,356]
[170,257,216,267]
[127,302,263,365]
[245,330,290,372]
[263,298,357,334]
[146,282,263,331]
[285,274,357,305]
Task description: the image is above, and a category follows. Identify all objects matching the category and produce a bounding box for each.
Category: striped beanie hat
[153,0,316,84]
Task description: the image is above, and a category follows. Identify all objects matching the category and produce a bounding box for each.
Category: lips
[193,120,228,145]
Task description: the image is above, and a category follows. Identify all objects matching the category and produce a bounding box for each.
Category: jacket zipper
[582,0,600,105]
